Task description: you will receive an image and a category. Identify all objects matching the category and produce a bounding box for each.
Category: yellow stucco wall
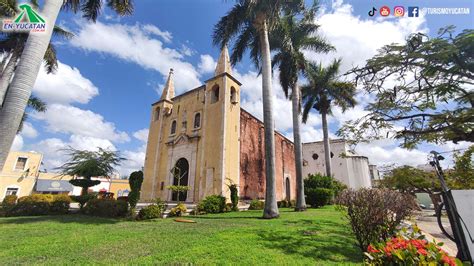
[142,72,241,203]
[109,179,131,198]
[0,151,42,200]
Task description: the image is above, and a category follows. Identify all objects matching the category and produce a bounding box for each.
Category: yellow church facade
[141,47,242,202]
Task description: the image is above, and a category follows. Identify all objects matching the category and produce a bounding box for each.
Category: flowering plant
[365,226,461,266]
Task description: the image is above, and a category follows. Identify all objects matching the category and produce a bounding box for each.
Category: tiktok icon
[368,7,377,16]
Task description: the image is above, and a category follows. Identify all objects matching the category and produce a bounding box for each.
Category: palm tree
[301,59,357,177]
[213,0,305,219]
[0,0,133,170]
[0,26,73,105]
[270,8,333,211]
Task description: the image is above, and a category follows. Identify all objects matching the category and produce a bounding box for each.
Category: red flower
[367,245,379,253]
[417,248,428,256]
[442,255,456,266]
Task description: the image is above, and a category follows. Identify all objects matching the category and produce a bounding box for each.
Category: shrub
[198,195,226,214]
[137,205,164,220]
[335,188,417,251]
[366,226,460,265]
[168,203,187,217]
[248,199,264,210]
[228,183,239,211]
[1,195,18,216]
[82,199,128,217]
[2,195,17,206]
[50,195,71,214]
[277,200,297,208]
[306,188,333,208]
[19,194,54,203]
[71,193,97,209]
[304,174,346,207]
[117,196,128,202]
[128,170,144,208]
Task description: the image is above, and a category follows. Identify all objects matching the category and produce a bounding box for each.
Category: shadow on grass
[0,214,121,225]
[257,219,363,263]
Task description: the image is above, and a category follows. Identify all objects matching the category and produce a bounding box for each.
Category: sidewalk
[415,210,458,257]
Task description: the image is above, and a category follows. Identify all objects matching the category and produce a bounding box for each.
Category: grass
[0,206,363,265]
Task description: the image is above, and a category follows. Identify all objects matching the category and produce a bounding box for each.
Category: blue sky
[10,0,473,175]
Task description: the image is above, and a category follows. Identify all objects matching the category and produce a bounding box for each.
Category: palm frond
[43,44,58,74]
[230,24,254,66]
[53,25,74,39]
[81,0,102,22]
[212,2,248,49]
[106,0,133,16]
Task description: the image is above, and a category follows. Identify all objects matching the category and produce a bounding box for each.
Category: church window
[211,85,219,103]
[194,113,201,129]
[170,120,177,135]
[312,153,319,160]
[154,107,160,121]
[230,87,237,104]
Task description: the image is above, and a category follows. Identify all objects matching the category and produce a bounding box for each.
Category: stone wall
[239,109,297,201]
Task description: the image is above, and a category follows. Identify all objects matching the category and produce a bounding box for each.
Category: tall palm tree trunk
[292,84,306,211]
[259,20,279,219]
[321,111,332,176]
[0,51,19,107]
[0,0,62,170]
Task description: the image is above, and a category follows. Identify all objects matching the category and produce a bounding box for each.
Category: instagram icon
[394,6,405,17]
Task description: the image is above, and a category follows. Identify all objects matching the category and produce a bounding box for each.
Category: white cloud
[117,145,146,176]
[30,136,116,172]
[33,61,99,104]
[10,135,23,151]
[133,128,149,142]
[21,122,38,138]
[142,24,173,43]
[198,54,216,74]
[356,143,429,167]
[71,21,202,93]
[305,0,427,73]
[34,104,130,143]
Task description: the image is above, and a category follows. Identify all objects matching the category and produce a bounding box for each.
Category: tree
[447,146,474,189]
[0,0,133,171]
[301,59,357,176]
[213,0,306,219]
[381,165,442,211]
[338,27,473,149]
[0,0,72,111]
[57,148,125,195]
[270,6,333,211]
[128,170,143,209]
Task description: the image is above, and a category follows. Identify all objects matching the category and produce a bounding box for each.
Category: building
[302,139,372,189]
[0,151,130,200]
[141,47,296,203]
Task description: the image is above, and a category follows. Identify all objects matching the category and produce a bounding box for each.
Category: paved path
[415,211,458,256]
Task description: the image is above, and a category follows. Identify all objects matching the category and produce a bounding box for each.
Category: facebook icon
[408,6,419,17]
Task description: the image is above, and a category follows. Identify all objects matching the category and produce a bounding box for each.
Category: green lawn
[0,206,363,265]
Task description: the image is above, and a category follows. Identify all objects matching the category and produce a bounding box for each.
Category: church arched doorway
[171,158,189,201]
[285,177,291,201]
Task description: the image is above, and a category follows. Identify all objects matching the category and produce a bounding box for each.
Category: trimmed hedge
[168,203,186,217]
[5,194,72,216]
[248,199,264,210]
[137,204,163,220]
[277,200,296,208]
[82,199,128,217]
[137,198,166,220]
[197,195,226,214]
[306,188,333,208]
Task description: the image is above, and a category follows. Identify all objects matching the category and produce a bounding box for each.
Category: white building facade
[302,139,373,189]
